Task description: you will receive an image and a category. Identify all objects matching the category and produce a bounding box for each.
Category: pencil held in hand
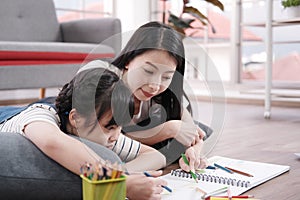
[181,154,198,183]
[143,171,172,193]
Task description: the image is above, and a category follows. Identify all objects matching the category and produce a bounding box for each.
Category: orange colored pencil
[225,167,253,177]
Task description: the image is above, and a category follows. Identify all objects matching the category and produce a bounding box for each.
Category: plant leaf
[168,12,194,29]
[183,6,208,26]
[205,0,224,11]
[183,6,217,33]
[168,0,223,35]
[170,25,186,36]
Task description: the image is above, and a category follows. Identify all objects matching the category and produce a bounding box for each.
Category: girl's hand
[178,140,208,172]
[126,170,167,200]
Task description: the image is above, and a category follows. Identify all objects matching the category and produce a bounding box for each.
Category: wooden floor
[212,103,300,200]
[165,101,300,200]
[1,88,300,199]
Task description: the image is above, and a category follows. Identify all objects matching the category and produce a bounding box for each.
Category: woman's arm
[126,121,176,145]
[127,107,204,147]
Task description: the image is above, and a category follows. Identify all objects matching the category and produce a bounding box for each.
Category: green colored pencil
[181,153,198,183]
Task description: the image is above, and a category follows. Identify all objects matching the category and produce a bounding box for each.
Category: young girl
[81,21,209,173]
[0,65,167,200]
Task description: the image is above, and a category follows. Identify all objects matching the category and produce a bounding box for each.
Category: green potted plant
[161,0,224,37]
[281,0,300,18]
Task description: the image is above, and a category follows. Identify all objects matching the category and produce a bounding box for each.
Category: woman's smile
[141,88,156,98]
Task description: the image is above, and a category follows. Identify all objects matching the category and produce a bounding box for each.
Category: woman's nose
[148,83,160,92]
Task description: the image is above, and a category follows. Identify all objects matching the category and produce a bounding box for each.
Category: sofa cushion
[0,63,85,89]
[0,0,62,42]
[0,41,115,65]
[61,18,122,53]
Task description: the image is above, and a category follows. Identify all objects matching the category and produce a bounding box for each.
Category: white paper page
[161,156,290,200]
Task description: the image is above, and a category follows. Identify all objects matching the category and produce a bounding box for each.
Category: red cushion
[0,51,114,66]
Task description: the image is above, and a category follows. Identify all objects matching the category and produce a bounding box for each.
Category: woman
[0,65,167,200]
[109,21,209,173]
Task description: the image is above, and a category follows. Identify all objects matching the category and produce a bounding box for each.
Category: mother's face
[123,50,177,101]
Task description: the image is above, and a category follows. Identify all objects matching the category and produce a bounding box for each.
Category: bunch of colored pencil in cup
[80,160,124,181]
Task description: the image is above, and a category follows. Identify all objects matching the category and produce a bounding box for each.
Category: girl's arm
[24,121,166,174]
[24,121,167,200]
[125,142,166,172]
[24,121,101,175]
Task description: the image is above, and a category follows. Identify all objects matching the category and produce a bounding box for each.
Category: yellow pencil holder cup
[80,175,126,200]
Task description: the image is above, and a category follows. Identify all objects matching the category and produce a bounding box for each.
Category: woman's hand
[171,108,206,147]
[178,140,208,172]
[167,110,206,146]
[126,170,167,200]
[169,120,200,147]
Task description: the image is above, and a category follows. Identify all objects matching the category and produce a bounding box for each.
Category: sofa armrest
[60,17,122,54]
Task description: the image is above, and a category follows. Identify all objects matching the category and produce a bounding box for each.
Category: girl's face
[123,50,177,101]
[75,111,121,150]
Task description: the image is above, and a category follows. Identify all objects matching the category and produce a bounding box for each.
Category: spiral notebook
[161,156,290,200]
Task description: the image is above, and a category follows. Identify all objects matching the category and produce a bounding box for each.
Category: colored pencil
[196,187,207,195]
[211,195,254,198]
[202,186,228,199]
[214,163,234,174]
[206,165,217,170]
[225,166,254,177]
[143,171,172,193]
[181,153,198,183]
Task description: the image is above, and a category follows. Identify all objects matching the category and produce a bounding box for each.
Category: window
[53,0,113,22]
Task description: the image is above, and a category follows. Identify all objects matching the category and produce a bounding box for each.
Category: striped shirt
[0,103,140,162]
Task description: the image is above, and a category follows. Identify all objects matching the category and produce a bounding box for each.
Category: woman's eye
[144,69,154,75]
[162,76,172,81]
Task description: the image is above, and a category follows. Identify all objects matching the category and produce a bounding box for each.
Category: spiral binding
[170,169,251,188]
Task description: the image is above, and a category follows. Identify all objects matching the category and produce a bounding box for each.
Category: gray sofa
[0,132,122,200]
[0,0,121,98]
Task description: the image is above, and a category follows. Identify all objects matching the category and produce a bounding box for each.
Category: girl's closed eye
[105,125,119,131]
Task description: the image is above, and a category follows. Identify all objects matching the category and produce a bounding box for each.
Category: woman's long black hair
[111,21,185,122]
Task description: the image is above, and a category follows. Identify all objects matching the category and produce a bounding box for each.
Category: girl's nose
[109,126,121,142]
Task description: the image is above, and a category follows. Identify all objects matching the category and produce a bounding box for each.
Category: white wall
[184,39,231,82]
[113,0,153,33]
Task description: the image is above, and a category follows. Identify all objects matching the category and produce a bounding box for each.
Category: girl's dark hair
[111,21,185,121]
[55,67,134,133]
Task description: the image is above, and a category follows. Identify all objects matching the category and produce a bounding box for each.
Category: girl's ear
[68,109,79,128]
